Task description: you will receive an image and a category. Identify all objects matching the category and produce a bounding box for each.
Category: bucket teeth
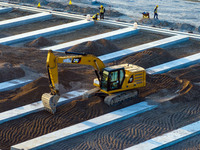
[41,93,60,114]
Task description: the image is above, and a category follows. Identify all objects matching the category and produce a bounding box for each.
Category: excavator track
[104,90,138,106]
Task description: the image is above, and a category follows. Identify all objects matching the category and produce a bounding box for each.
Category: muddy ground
[0,1,200,150]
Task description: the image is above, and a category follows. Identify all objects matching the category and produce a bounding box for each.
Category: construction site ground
[0,2,200,150]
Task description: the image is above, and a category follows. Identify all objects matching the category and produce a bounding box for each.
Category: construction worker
[154,5,158,19]
[92,13,99,20]
[99,5,105,20]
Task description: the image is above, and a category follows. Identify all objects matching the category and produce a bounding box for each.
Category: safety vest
[92,14,97,18]
[100,7,105,13]
[154,7,158,13]
[92,14,98,20]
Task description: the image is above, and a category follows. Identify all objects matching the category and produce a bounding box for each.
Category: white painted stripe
[0,7,12,14]
[125,121,200,150]
[41,27,139,51]
[0,12,52,29]
[0,78,32,92]
[0,20,94,45]
[11,102,157,150]
[0,89,87,124]
[98,35,189,63]
[146,52,200,74]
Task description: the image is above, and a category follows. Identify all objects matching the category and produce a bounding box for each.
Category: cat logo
[72,58,81,63]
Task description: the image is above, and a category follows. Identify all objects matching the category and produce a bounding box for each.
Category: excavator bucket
[41,93,60,114]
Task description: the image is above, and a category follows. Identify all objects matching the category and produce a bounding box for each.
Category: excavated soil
[24,37,55,48]
[67,39,120,56]
[111,47,177,68]
[0,62,25,83]
[0,16,73,38]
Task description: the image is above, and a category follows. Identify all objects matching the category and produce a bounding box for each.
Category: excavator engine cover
[42,93,60,114]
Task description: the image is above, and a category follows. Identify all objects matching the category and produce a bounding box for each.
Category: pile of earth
[0,77,49,112]
[24,37,54,48]
[0,44,50,73]
[0,62,25,83]
[67,39,120,56]
[111,47,177,68]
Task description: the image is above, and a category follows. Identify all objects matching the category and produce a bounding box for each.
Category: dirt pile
[25,37,54,48]
[0,62,25,83]
[0,68,95,112]
[68,39,120,56]
[0,44,49,73]
[112,48,176,68]
[0,77,49,112]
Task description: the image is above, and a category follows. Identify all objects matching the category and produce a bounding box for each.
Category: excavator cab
[101,67,125,91]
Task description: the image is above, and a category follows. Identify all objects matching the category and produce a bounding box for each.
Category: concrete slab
[0,7,12,14]
[146,52,200,74]
[41,27,139,51]
[11,102,157,150]
[125,120,200,150]
[0,12,52,29]
[0,20,94,45]
[0,78,32,92]
[0,89,87,124]
[98,35,189,63]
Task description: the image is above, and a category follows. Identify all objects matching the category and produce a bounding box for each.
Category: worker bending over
[92,13,99,20]
[154,5,158,19]
[99,5,105,19]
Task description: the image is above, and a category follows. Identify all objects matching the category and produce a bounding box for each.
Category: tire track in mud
[42,94,200,150]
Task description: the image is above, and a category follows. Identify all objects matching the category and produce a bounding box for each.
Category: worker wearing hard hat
[99,5,105,20]
[92,13,99,20]
[154,5,159,19]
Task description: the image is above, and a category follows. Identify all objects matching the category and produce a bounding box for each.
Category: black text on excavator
[42,50,146,114]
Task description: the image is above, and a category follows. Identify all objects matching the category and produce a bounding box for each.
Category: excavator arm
[42,50,106,114]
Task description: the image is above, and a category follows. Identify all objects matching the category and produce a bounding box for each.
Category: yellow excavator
[42,50,146,114]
